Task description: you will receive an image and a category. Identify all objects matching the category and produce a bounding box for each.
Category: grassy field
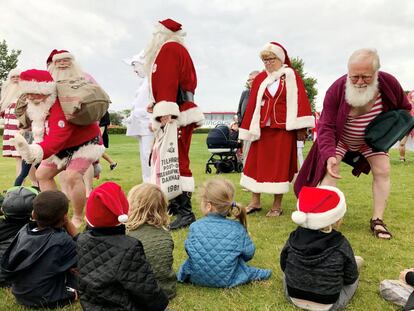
[0,133,413,310]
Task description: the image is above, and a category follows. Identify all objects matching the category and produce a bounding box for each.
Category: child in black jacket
[281,186,362,311]
[78,181,169,311]
[0,186,38,287]
[1,190,78,308]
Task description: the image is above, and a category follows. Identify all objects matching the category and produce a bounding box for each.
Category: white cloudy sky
[1,0,413,112]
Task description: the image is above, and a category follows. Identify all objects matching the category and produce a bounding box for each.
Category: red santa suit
[240,63,314,194]
[13,69,104,171]
[150,41,204,192]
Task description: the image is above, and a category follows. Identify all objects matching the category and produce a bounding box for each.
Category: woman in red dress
[239,42,314,217]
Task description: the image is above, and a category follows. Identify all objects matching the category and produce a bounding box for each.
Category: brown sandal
[246,205,262,214]
[370,218,392,240]
[266,209,283,217]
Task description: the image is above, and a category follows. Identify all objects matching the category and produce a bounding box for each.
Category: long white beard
[345,73,379,108]
[0,82,20,112]
[144,31,185,75]
[49,63,83,81]
[26,95,56,142]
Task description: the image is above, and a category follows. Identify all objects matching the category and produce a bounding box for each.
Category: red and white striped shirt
[336,94,387,158]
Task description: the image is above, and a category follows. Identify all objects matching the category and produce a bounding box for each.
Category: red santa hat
[260,42,292,67]
[292,186,346,230]
[46,49,74,66]
[19,69,56,95]
[159,18,182,32]
[85,182,129,227]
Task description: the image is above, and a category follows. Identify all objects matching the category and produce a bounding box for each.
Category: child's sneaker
[109,162,118,171]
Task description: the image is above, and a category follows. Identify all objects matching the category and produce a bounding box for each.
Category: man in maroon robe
[294,48,411,239]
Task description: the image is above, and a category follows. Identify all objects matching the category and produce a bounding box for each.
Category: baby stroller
[205,124,243,174]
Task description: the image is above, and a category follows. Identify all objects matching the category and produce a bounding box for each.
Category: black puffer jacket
[77,225,168,311]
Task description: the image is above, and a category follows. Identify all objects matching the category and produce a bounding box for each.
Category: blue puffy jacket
[177,214,271,288]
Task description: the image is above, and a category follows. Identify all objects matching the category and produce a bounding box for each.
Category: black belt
[176,88,194,105]
[55,136,100,160]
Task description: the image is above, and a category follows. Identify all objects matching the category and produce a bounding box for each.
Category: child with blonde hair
[127,183,176,299]
[177,178,271,288]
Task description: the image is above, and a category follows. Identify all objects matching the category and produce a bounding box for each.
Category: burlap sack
[57,78,110,125]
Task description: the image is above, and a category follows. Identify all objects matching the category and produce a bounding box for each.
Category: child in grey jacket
[281,186,362,311]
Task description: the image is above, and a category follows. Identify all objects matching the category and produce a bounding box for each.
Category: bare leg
[399,135,408,161]
[366,154,391,239]
[272,194,283,211]
[64,169,87,228]
[102,152,115,165]
[36,165,61,191]
[83,165,94,198]
[15,157,22,177]
[28,165,38,187]
[58,171,69,196]
[250,192,261,208]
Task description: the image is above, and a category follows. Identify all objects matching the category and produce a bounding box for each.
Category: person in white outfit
[124,51,154,183]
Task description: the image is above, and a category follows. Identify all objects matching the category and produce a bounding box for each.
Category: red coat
[240,66,314,142]
[150,41,204,192]
[39,100,101,159]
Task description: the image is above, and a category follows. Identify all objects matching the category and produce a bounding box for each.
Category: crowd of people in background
[0,17,413,311]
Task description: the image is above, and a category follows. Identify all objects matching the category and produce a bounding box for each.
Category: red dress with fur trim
[150,41,204,192]
[239,68,314,194]
[37,99,103,166]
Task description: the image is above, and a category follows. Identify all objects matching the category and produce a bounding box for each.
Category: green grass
[1,134,413,310]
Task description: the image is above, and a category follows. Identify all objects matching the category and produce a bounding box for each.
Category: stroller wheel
[205,166,212,174]
[237,162,243,173]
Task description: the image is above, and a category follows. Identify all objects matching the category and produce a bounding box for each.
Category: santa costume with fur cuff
[13,69,104,170]
[239,42,314,194]
[149,20,204,192]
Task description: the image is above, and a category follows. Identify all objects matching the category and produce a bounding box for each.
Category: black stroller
[205,124,243,174]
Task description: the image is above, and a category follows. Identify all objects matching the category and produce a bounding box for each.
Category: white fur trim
[30,144,44,164]
[153,101,180,119]
[118,214,128,223]
[239,128,255,141]
[180,175,194,192]
[284,67,315,130]
[261,43,285,63]
[49,144,105,169]
[52,52,74,62]
[294,185,346,230]
[240,173,290,194]
[178,106,204,127]
[20,80,56,95]
[245,66,314,141]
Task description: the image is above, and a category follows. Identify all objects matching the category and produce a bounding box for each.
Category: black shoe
[110,163,118,170]
[169,213,196,230]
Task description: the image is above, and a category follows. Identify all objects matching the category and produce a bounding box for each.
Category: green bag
[365,110,414,152]
[57,78,111,125]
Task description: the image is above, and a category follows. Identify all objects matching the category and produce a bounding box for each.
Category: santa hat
[292,186,346,230]
[46,49,74,66]
[85,182,129,227]
[159,18,182,32]
[19,69,56,95]
[260,42,292,67]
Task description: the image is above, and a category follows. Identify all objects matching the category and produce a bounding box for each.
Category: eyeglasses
[262,57,278,64]
[348,75,373,83]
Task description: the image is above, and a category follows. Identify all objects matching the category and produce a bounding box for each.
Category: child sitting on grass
[380,268,414,310]
[0,186,39,287]
[77,181,168,311]
[281,186,362,311]
[127,183,176,299]
[1,190,78,308]
[177,177,271,288]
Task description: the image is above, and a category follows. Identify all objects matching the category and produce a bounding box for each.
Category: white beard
[0,81,20,112]
[345,73,379,108]
[144,27,185,75]
[49,62,83,81]
[26,94,56,142]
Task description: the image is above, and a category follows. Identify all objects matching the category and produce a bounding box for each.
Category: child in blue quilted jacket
[177,178,271,288]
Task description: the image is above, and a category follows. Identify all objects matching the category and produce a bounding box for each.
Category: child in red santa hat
[77,181,169,311]
[280,186,363,311]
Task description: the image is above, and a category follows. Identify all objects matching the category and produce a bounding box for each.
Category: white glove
[11,133,43,164]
